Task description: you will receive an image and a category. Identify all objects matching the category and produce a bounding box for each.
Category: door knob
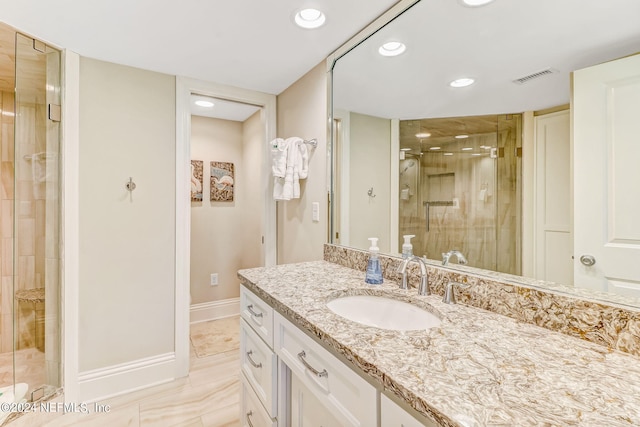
[579,255,596,266]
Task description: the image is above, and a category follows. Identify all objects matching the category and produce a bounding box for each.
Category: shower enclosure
[0,22,62,414]
[399,114,522,275]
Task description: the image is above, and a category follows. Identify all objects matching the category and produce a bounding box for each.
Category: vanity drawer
[242,374,277,427]
[274,312,376,427]
[241,285,274,348]
[241,319,278,417]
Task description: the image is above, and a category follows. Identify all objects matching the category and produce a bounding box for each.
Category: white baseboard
[77,353,176,402]
[190,297,240,324]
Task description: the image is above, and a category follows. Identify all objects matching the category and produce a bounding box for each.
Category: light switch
[312,202,320,222]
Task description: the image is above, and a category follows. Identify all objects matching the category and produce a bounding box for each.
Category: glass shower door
[13,32,61,402]
[398,114,522,275]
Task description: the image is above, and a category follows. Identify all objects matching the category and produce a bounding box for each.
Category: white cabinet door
[290,372,343,427]
[380,394,437,427]
[573,53,640,296]
[274,312,377,427]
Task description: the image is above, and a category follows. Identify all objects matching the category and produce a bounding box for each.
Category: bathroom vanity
[238,245,640,426]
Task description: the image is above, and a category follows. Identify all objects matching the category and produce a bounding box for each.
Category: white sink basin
[327,295,441,331]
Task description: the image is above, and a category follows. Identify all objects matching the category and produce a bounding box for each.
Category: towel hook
[367,187,376,198]
[126,177,137,192]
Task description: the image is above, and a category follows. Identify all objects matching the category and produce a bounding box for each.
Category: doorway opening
[175,77,276,379]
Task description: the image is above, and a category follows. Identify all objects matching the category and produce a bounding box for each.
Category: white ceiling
[3,0,638,123]
[0,0,399,96]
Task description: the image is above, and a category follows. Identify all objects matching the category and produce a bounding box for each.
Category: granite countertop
[238,260,640,427]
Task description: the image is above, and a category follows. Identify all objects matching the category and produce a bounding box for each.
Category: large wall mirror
[328,0,640,303]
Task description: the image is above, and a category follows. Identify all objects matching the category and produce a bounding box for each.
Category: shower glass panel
[13,32,61,401]
[399,114,521,275]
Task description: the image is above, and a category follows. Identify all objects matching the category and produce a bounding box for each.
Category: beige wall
[190,113,263,305]
[276,62,327,264]
[349,112,392,252]
[78,58,176,371]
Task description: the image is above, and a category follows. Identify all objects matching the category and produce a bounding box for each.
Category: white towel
[270,138,287,178]
[272,136,309,201]
[281,137,301,200]
[297,141,309,179]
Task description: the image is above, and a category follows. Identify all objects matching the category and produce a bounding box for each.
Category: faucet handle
[441,252,450,265]
[442,281,470,304]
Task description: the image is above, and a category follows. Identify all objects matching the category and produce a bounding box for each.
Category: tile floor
[5,317,241,427]
[0,347,47,397]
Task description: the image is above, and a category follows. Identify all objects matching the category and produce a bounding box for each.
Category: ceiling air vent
[513,68,558,85]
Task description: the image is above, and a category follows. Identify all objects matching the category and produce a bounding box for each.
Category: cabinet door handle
[246,350,262,368]
[247,304,263,318]
[246,410,255,427]
[297,350,328,378]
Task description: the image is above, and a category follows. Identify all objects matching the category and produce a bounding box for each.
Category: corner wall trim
[77,353,176,402]
[190,297,240,324]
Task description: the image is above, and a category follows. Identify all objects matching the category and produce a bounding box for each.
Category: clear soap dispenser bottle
[365,237,383,284]
[402,234,415,259]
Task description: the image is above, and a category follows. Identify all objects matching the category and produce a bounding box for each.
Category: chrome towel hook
[367,187,376,197]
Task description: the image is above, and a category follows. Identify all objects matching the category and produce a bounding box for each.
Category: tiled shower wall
[1,90,16,353]
[399,115,521,276]
[0,90,47,353]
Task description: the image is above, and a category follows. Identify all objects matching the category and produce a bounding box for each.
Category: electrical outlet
[210,273,218,286]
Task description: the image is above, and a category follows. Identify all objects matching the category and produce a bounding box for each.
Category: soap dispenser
[402,235,415,259]
[365,238,383,284]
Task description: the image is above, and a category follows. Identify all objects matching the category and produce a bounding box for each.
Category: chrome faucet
[442,250,467,266]
[396,256,430,296]
[442,281,469,304]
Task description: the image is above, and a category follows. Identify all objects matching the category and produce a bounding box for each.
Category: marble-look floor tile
[5,318,241,427]
[139,375,239,427]
[199,403,240,427]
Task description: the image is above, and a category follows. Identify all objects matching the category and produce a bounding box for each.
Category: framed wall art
[190,160,203,201]
[210,161,234,202]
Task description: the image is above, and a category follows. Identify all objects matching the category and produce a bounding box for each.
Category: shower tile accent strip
[323,243,640,357]
[238,260,640,426]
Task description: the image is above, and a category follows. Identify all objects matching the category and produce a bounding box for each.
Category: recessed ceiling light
[459,0,496,7]
[195,100,214,108]
[444,153,454,156]
[461,147,473,151]
[379,41,406,57]
[400,148,412,151]
[450,78,475,88]
[294,8,326,29]
[429,147,441,150]
[415,132,431,138]
[455,134,469,139]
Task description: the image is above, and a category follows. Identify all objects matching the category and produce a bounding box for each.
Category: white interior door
[573,54,640,296]
[534,110,572,285]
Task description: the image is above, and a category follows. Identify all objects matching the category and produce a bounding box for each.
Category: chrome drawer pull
[246,410,255,427]
[297,350,328,378]
[246,350,262,368]
[247,304,263,318]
